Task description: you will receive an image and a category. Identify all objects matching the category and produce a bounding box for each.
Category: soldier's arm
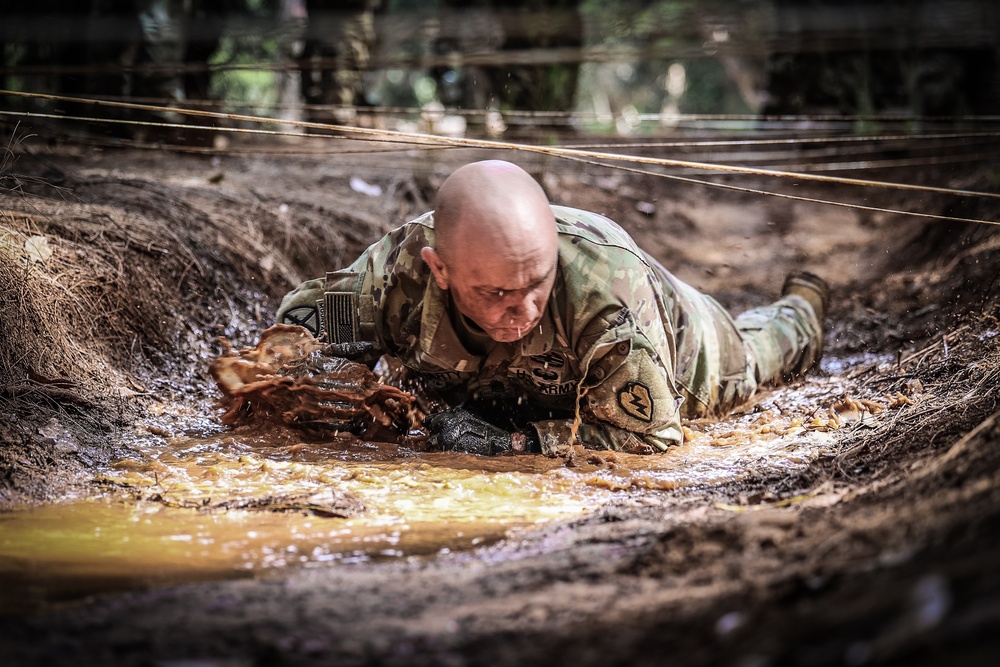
[275,277,327,336]
[529,248,686,455]
[275,237,383,347]
[275,215,436,365]
[530,320,684,455]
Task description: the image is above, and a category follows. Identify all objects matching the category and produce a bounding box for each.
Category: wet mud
[3,357,892,614]
[0,146,998,666]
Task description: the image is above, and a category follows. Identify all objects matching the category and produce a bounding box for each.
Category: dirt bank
[1,137,998,666]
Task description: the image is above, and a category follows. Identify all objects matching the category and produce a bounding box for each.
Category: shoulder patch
[618,382,654,422]
[282,306,320,336]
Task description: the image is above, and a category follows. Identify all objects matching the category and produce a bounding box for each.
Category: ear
[420,246,449,291]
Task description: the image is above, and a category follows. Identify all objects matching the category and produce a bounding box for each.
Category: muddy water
[0,368,870,614]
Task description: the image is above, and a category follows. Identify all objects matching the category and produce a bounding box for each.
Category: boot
[782,271,829,323]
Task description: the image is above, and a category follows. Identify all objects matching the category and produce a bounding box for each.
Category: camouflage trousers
[655,263,823,419]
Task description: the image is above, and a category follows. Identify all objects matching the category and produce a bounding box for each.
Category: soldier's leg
[333,8,374,113]
[303,0,374,123]
[650,258,824,416]
[651,263,759,417]
[685,291,761,416]
[134,0,187,108]
[734,292,824,387]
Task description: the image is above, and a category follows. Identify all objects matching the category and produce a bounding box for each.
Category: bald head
[420,160,559,343]
[433,160,556,264]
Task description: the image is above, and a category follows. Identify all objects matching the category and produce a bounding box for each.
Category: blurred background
[2,0,998,143]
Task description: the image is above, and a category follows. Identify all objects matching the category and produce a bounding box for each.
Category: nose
[506,296,538,323]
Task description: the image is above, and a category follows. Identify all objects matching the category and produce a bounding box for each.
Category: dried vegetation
[0,140,388,504]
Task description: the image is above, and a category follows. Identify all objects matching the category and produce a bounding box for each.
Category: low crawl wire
[3,89,999,225]
[558,155,1000,227]
[5,88,1000,202]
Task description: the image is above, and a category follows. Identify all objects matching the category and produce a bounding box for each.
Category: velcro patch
[618,382,654,422]
[282,306,320,336]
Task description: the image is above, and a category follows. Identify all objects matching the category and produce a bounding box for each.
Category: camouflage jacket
[277,206,755,455]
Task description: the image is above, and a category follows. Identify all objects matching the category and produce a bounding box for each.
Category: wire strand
[3,89,999,219]
[561,155,1000,227]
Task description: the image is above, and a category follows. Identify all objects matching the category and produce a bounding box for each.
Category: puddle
[0,370,875,614]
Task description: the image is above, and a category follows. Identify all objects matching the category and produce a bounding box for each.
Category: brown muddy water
[0,356,899,614]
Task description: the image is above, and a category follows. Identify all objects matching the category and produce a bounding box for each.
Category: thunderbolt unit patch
[618,382,653,422]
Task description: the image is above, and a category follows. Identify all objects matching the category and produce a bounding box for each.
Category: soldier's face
[424,241,558,343]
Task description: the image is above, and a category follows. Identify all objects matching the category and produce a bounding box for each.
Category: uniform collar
[416,276,559,371]
[416,278,483,373]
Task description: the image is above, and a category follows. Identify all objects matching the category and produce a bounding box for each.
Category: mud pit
[1,139,999,666]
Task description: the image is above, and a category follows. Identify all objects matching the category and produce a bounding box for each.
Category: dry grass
[0,190,166,408]
[0,146,359,407]
[0,138,382,502]
[837,316,999,474]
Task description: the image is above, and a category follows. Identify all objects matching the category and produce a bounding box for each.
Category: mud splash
[210,324,420,441]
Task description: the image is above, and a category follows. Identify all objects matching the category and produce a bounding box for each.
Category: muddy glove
[424,407,539,456]
[324,341,381,368]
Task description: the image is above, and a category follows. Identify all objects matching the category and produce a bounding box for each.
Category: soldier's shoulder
[552,205,646,260]
[375,212,435,267]
[390,211,436,242]
[551,205,659,318]
[409,210,436,229]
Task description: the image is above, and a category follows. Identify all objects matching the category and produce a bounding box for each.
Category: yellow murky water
[0,367,897,613]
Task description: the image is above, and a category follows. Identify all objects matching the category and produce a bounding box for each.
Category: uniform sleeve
[274,238,379,341]
[528,238,686,455]
[276,277,325,336]
[275,216,433,350]
[529,327,684,455]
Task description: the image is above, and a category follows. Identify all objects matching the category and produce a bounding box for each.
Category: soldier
[277,160,827,456]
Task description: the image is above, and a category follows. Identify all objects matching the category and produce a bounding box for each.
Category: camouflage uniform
[277,206,823,455]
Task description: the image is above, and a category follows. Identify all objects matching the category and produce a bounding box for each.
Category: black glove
[424,407,539,456]
[324,341,382,367]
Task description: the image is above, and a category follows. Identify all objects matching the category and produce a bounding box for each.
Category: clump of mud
[210,324,421,442]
